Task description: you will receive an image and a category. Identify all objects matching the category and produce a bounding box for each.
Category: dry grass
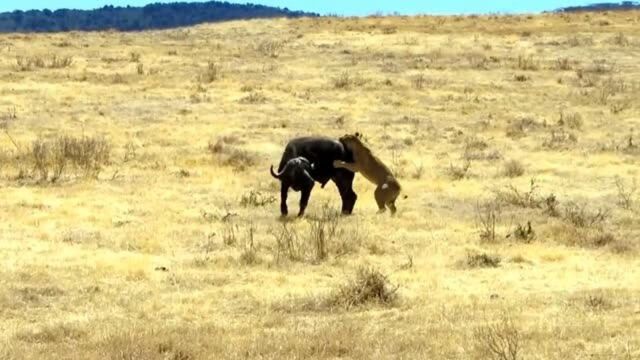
[2,11,640,359]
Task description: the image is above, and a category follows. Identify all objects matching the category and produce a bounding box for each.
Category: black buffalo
[271,136,357,217]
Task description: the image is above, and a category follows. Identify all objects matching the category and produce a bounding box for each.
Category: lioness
[333,133,401,214]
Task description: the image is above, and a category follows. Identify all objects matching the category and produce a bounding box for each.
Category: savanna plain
[1,10,640,359]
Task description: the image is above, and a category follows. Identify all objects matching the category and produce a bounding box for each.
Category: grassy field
[1,10,640,359]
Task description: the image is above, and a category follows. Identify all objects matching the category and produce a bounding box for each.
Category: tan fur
[334,133,402,214]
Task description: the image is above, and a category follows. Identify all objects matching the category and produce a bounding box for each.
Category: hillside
[0,1,317,32]
[556,1,640,12]
[1,11,640,359]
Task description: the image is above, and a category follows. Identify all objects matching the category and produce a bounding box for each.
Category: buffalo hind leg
[333,169,357,215]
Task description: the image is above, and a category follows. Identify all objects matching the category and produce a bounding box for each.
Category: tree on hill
[0,1,319,33]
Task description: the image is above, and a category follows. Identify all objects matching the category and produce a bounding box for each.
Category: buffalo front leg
[280,182,290,216]
[297,183,315,217]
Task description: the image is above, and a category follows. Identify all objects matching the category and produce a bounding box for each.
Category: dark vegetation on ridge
[0,1,318,33]
[555,1,640,12]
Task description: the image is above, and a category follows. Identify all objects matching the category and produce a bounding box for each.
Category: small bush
[448,161,471,180]
[614,176,636,210]
[556,57,574,70]
[31,135,110,182]
[207,137,257,172]
[513,74,529,82]
[462,251,501,268]
[199,61,220,83]
[494,178,542,209]
[515,55,539,71]
[307,205,341,262]
[541,129,577,150]
[473,313,520,360]
[240,190,276,207]
[507,222,535,243]
[476,201,501,243]
[329,267,398,309]
[239,92,267,104]
[502,159,525,178]
[505,117,544,138]
[563,202,609,229]
[16,54,73,71]
[238,223,260,265]
[256,39,285,58]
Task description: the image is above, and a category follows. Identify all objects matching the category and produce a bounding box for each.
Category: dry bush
[507,221,535,243]
[502,159,525,178]
[240,190,276,207]
[558,111,583,130]
[461,251,501,269]
[582,59,616,75]
[611,32,629,46]
[31,135,110,182]
[614,176,637,210]
[332,71,367,89]
[306,205,341,262]
[463,136,501,161]
[555,57,575,70]
[16,54,73,71]
[467,52,489,70]
[199,61,220,83]
[473,313,520,360]
[328,266,399,310]
[239,92,267,104]
[513,74,530,82]
[541,129,577,150]
[562,202,610,229]
[515,55,539,71]
[505,116,544,138]
[256,39,285,58]
[207,137,257,172]
[239,223,260,265]
[271,223,303,263]
[476,201,501,243]
[493,178,542,209]
[129,51,141,62]
[448,160,471,180]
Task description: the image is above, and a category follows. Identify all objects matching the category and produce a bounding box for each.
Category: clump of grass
[329,266,399,309]
[502,159,525,178]
[558,111,583,130]
[332,71,367,89]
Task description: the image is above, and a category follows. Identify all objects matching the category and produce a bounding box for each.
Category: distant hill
[555,1,640,12]
[0,1,319,33]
